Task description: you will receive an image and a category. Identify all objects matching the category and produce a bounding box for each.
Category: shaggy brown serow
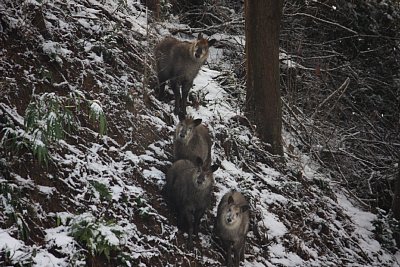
[165,157,219,249]
[173,116,212,168]
[216,190,250,267]
[155,33,216,116]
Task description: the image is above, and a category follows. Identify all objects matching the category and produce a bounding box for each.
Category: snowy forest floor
[0,0,399,266]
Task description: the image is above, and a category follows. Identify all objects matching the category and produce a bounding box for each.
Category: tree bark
[392,155,400,221]
[245,0,284,156]
[144,0,160,20]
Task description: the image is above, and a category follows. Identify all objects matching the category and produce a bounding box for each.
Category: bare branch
[310,77,350,120]
[287,12,358,35]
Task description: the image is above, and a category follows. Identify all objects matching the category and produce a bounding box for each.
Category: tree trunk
[144,0,160,20]
[245,0,284,156]
[392,155,400,221]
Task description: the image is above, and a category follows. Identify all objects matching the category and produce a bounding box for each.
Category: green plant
[25,93,76,141]
[30,136,49,166]
[38,67,53,83]
[0,248,12,266]
[70,214,123,261]
[89,180,112,201]
[135,196,145,207]
[0,184,32,241]
[13,213,30,241]
[54,212,73,227]
[1,126,29,157]
[1,92,107,165]
[0,247,35,267]
[117,252,136,266]
[23,93,78,165]
[89,101,107,136]
[313,178,333,193]
[138,206,150,218]
[372,209,399,253]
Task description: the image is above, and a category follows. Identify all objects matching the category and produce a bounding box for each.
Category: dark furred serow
[216,190,250,267]
[173,117,212,168]
[155,34,216,116]
[165,157,219,249]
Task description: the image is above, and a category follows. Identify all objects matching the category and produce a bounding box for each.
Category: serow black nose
[197,174,205,184]
[195,53,201,58]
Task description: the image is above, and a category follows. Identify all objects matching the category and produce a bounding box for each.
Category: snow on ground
[0,1,399,266]
[148,57,398,266]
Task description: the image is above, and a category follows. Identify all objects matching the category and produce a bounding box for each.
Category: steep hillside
[0,0,399,266]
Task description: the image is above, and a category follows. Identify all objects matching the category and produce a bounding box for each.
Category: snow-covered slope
[0,0,398,266]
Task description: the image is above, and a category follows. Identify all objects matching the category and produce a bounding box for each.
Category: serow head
[225,195,249,225]
[195,157,206,184]
[194,157,219,185]
[176,117,202,142]
[193,33,216,60]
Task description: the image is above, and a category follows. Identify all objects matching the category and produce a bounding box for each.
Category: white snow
[37,185,56,195]
[42,41,73,58]
[33,251,68,267]
[0,1,398,266]
[263,212,287,237]
[0,231,24,251]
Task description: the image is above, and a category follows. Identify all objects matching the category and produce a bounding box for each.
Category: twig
[282,98,309,136]
[170,18,244,35]
[327,145,371,209]
[288,12,358,35]
[347,234,373,264]
[367,172,374,195]
[282,116,310,149]
[344,137,400,147]
[310,77,350,120]
[337,148,378,169]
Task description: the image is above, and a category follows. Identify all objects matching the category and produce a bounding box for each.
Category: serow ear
[193,118,202,126]
[208,39,217,47]
[210,164,219,173]
[195,157,204,167]
[198,33,203,40]
[228,195,234,204]
[241,205,250,213]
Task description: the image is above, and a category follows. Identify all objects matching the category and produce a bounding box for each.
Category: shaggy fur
[155,33,216,116]
[165,158,218,249]
[173,117,212,168]
[216,190,250,267]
